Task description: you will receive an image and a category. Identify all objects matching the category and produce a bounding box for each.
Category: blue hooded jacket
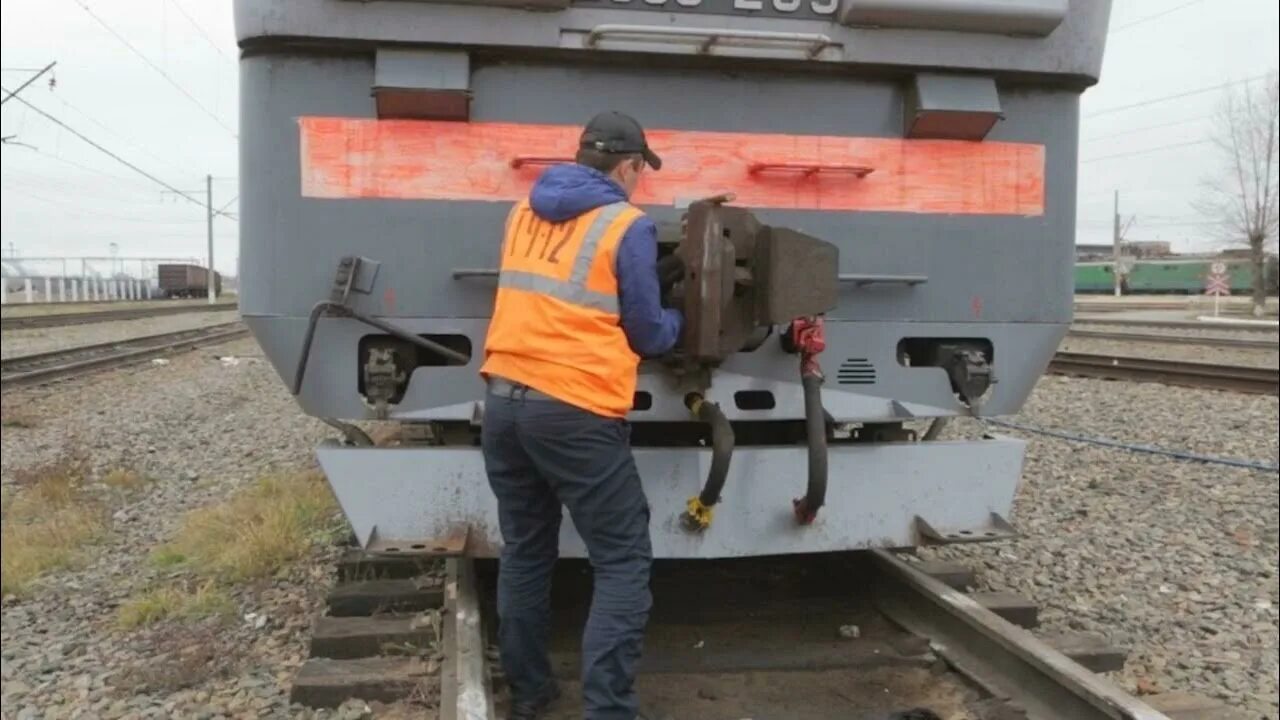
[527,164,683,358]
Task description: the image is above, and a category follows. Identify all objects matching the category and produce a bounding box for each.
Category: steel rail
[1074,317,1279,334]
[1072,302,1188,313]
[1049,352,1278,395]
[1,322,249,389]
[869,550,1169,720]
[441,558,493,720]
[440,551,1173,720]
[1066,329,1279,349]
[1,302,238,330]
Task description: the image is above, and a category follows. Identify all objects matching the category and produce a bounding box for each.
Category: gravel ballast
[0,337,348,719]
[2,334,1276,718]
[1,311,242,359]
[926,376,1279,718]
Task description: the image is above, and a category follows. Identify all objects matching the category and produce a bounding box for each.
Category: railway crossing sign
[1205,268,1231,316]
[1205,272,1231,296]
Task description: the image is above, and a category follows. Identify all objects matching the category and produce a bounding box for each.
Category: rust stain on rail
[299,117,1045,216]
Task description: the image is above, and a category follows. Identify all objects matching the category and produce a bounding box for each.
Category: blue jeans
[482,385,653,720]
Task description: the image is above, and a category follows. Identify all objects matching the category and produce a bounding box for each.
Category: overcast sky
[2,0,1278,277]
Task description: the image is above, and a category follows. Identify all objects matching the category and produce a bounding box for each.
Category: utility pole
[161,177,227,302]
[207,174,216,304]
[1112,190,1121,297]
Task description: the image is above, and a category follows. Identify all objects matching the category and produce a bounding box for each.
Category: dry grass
[1,458,103,596]
[117,581,234,629]
[152,471,340,583]
[102,468,148,492]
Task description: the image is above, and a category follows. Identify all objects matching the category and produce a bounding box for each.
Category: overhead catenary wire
[47,90,204,176]
[1,88,234,220]
[215,195,240,221]
[0,61,56,106]
[1080,138,1212,163]
[70,0,237,138]
[1109,0,1205,34]
[20,146,158,187]
[1083,114,1214,143]
[165,0,232,62]
[1,184,213,225]
[1085,73,1274,118]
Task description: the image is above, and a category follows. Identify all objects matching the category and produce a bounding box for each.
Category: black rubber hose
[322,417,374,447]
[292,301,334,395]
[795,373,828,523]
[694,399,734,508]
[922,417,949,442]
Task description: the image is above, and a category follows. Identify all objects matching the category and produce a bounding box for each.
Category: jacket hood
[528,163,627,223]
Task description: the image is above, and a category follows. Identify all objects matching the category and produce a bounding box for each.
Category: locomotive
[235,0,1112,557]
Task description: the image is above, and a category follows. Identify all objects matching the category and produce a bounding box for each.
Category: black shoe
[508,682,560,720]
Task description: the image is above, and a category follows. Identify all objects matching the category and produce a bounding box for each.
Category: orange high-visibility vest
[481,199,645,418]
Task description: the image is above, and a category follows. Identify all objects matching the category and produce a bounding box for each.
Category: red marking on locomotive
[299,118,1045,216]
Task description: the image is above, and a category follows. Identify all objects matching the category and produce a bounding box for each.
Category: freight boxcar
[236,0,1112,557]
[1074,261,1117,293]
[1076,256,1280,295]
[157,263,222,299]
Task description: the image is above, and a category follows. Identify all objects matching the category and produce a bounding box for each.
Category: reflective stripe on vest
[497,271,619,314]
[497,200,630,314]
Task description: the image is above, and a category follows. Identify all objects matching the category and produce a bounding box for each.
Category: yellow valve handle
[683,495,714,530]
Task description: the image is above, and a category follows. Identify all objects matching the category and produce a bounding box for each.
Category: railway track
[1074,317,1279,334]
[1066,329,1279,349]
[1049,352,1279,395]
[1072,302,1189,313]
[291,548,1232,719]
[0,302,238,330]
[0,322,250,390]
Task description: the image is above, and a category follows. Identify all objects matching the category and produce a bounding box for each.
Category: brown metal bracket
[915,512,1017,545]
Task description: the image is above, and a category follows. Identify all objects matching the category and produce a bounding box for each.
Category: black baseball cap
[579,111,662,170]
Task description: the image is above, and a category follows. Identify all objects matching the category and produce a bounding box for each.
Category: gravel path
[924,377,1279,717]
[1058,336,1280,369]
[1,311,242,359]
[0,337,353,719]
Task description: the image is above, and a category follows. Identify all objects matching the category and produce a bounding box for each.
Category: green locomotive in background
[1075,256,1280,294]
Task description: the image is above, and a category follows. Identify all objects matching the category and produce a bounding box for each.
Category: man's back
[482,162,681,417]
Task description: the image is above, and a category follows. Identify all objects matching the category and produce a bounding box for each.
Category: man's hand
[657,254,685,291]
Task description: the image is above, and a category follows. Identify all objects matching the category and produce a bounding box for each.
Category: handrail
[585,24,836,59]
[452,268,500,279]
[510,156,575,169]
[749,161,875,178]
[838,273,928,287]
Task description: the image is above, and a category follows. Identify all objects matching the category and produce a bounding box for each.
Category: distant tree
[1195,73,1279,316]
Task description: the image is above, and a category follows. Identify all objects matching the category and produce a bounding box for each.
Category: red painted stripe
[299,117,1044,216]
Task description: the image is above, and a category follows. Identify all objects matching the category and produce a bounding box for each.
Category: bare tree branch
[1196,71,1280,315]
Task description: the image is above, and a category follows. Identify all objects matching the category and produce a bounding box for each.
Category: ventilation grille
[836,358,877,385]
